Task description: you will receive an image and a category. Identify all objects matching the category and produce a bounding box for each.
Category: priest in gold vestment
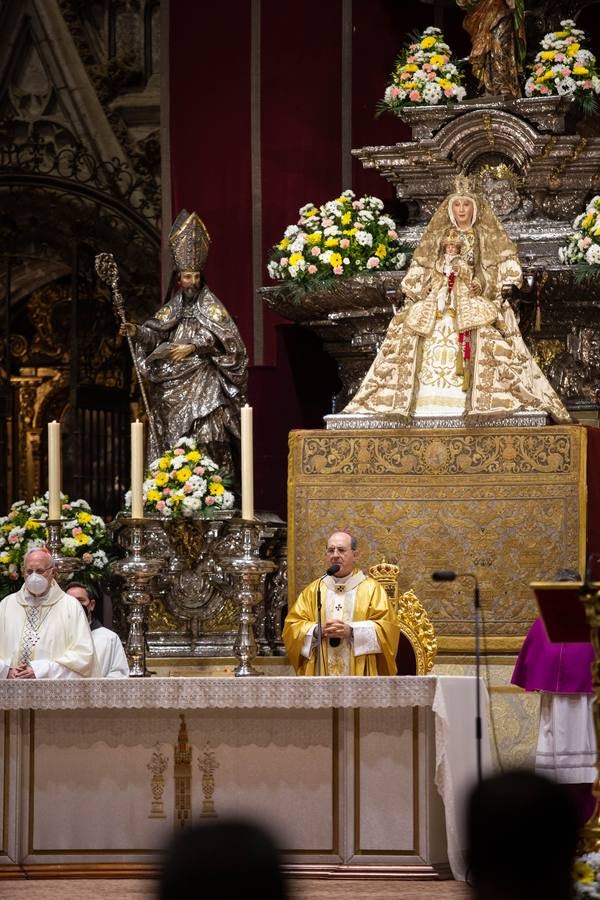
[283,531,400,676]
[343,182,570,424]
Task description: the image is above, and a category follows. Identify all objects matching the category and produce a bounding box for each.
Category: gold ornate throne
[368,560,437,675]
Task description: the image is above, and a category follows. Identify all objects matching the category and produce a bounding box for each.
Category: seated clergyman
[66,582,129,679]
[282,531,400,676]
[0,547,95,679]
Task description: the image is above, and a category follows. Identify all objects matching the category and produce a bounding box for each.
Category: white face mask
[24,572,50,597]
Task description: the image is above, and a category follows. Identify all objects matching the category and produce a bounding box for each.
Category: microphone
[431,570,457,582]
[325,564,341,645]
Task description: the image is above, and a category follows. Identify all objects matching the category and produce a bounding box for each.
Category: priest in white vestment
[67,582,129,678]
[0,548,95,679]
[283,531,400,676]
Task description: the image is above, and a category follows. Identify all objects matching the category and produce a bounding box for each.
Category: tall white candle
[131,420,145,519]
[241,404,254,520]
[48,421,61,520]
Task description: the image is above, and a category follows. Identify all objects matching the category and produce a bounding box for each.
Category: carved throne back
[368,560,437,675]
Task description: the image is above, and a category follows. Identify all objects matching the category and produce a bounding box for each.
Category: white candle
[48,421,61,520]
[241,404,254,520]
[131,420,145,519]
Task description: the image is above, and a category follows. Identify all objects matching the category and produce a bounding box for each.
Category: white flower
[61,537,79,550]
[585,243,600,265]
[355,230,373,247]
[221,491,235,509]
[284,224,299,238]
[423,82,443,104]
[556,76,577,95]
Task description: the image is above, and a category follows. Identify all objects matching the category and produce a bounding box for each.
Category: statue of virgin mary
[337,177,570,426]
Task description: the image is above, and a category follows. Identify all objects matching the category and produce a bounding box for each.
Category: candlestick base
[216,520,276,676]
[46,520,81,585]
[111,518,164,677]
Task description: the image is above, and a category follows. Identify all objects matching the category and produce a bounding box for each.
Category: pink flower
[280,258,288,267]
[82,552,93,562]
[156,500,166,511]
[352,200,363,209]
[409,90,422,102]
[584,80,593,89]
[72,526,82,536]
[555,53,565,62]
[539,84,549,94]
[205,496,215,506]
[366,256,380,269]
[400,72,411,81]
[583,237,592,248]
[427,72,436,80]
[174,448,185,455]
[444,87,454,97]
[562,67,570,76]
[423,63,432,71]
[322,218,333,227]
[211,475,222,483]
[9,571,18,580]
[388,230,398,240]
[152,471,159,479]
[390,86,401,98]
[333,266,344,275]
[407,55,416,63]
[340,238,350,249]
[183,483,193,493]
[163,488,172,495]
[8,535,18,544]
[194,466,205,475]
[308,264,317,274]
[311,246,320,256]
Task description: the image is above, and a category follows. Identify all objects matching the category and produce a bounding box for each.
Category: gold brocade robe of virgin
[282,571,400,676]
[343,195,570,424]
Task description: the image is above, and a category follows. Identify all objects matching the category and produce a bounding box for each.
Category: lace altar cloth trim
[0,675,438,710]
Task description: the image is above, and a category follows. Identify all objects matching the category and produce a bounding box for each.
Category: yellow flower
[25,519,42,530]
[325,237,339,247]
[158,457,169,470]
[304,208,318,217]
[277,237,290,250]
[341,212,352,225]
[77,512,92,525]
[209,482,225,496]
[186,450,201,463]
[403,82,417,90]
[573,861,595,884]
[438,78,451,89]
[1,524,12,532]
[573,66,589,75]
[335,194,351,204]
[306,232,322,245]
[582,213,594,230]
[155,472,169,486]
[343,228,357,236]
[176,467,192,483]
[147,489,162,502]
[75,532,90,545]
[0,554,9,564]
[430,54,446,66]
[567,43,580,57]
[540,70,555,81]
[375,243,387,259]
[421,36,436,49]
[170,494,183,504]
[329,253,343,268]
[289,252,303,266]
[403,64,418,72]
[540,51,556,61]
[554,31,569,39]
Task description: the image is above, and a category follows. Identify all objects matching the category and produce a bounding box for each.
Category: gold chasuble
[283,569,399,676]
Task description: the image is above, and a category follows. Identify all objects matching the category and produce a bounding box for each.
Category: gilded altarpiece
[288,425,587,653]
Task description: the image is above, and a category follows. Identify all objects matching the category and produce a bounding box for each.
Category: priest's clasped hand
[322,619,351,641]
[7,664,35,679]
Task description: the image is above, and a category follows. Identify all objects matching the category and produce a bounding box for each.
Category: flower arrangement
[559,195,600,272]
[524,19,600,112]
[129,437,235,519]
[377,27,466,115]
[0,494,115,599]
[267,189,411,291]
[573,852,600,898]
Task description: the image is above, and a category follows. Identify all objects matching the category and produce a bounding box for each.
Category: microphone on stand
[316,564,342,673]
[431,568,482,784]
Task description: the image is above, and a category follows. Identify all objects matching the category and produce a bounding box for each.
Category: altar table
[0,675,490,880]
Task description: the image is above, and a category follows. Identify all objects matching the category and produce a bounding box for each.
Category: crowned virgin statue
[338,177,570,426]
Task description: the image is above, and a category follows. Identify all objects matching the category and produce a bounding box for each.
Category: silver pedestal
[46,519,81,585]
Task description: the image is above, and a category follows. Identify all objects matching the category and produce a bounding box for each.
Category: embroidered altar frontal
[288,426,587,653]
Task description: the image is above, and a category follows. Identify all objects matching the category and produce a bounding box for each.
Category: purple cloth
[511,618,594,694]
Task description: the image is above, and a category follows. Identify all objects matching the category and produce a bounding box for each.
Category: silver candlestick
[46,519,81,585]
[217,520,276,677]
[111,518,163,677]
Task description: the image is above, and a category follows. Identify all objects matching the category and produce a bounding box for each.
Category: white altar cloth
[0,675,489,879]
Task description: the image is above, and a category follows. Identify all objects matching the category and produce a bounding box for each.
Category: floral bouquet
[127,437,235,519]
[573,852,600,898]
[377,26,466,115]
[0,495,115,599]
[524,19,600,113]
[559,195,600,275]
[267,189,411,291]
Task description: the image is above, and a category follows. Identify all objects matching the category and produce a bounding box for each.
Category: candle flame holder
[111,518,164,677]
[217,520,276,676]
[46,519,81,585]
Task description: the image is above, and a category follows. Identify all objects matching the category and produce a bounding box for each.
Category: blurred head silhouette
[467,770,579,900]
[158,817,286,900]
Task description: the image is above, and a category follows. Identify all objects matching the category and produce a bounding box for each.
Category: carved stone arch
[435,109,539,174]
